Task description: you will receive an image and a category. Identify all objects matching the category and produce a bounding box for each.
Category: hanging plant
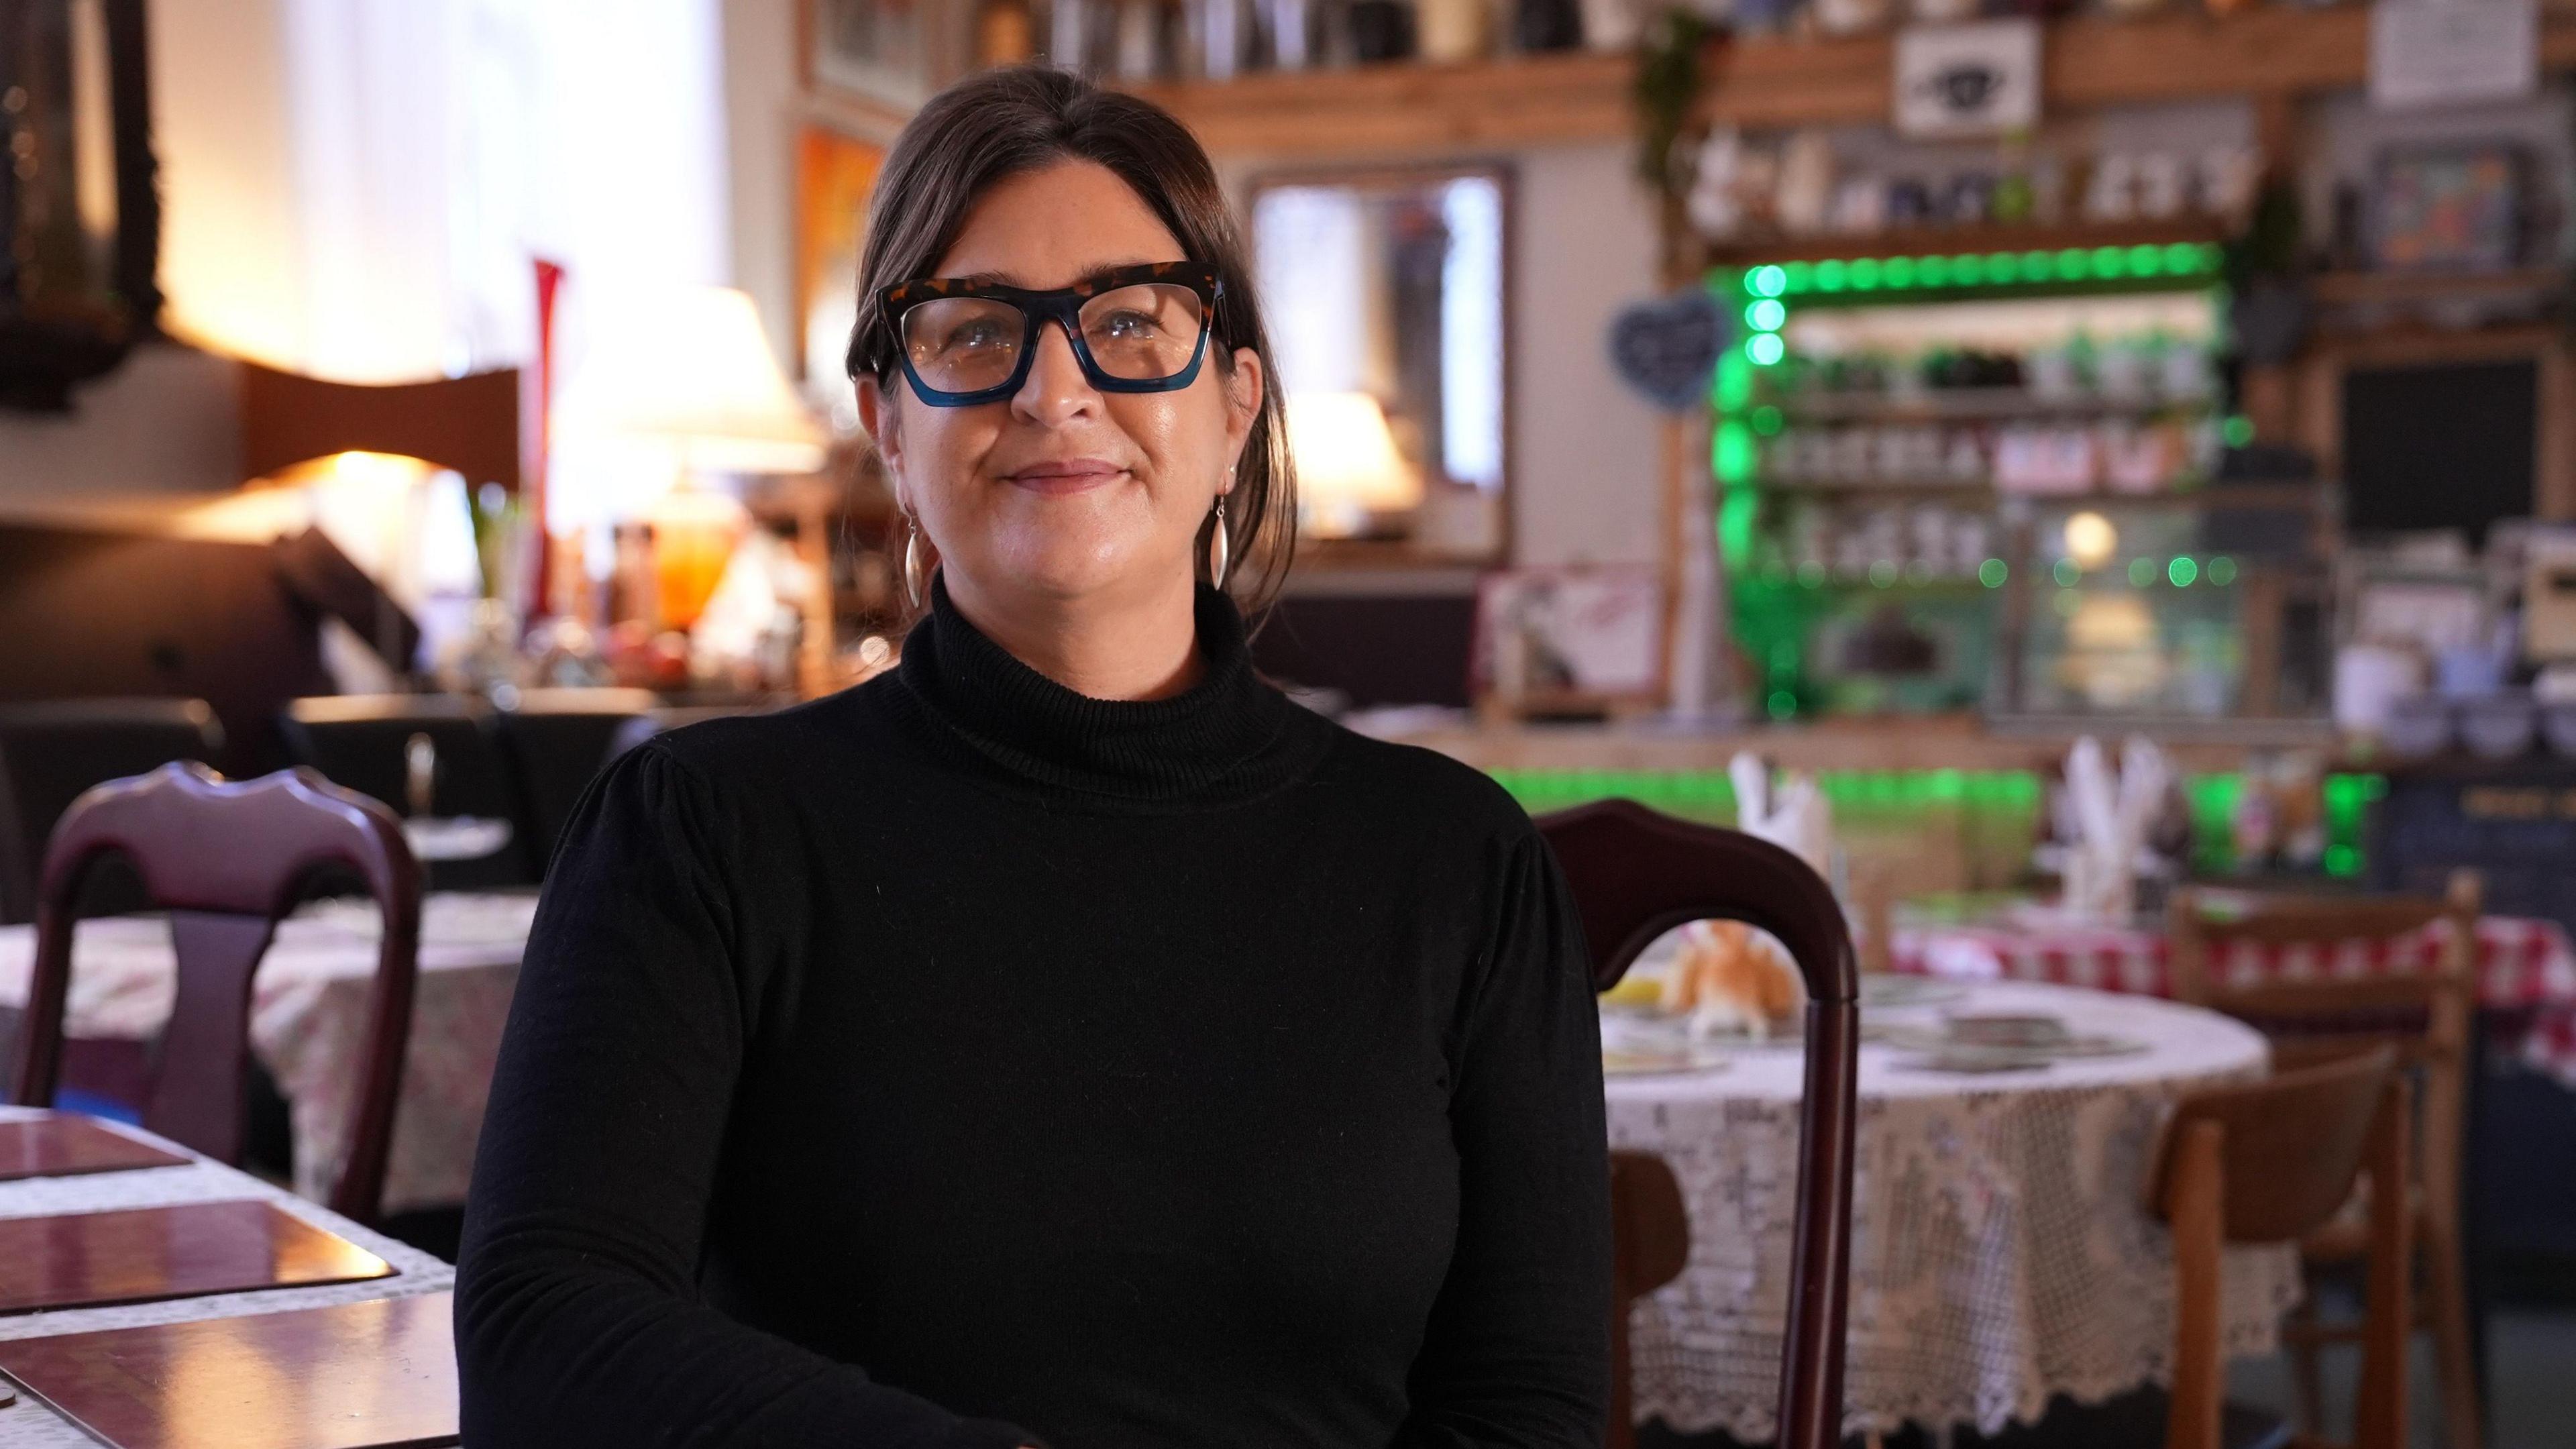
[1633,9,1723,203]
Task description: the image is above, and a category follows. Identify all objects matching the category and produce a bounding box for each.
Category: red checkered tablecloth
[1889,912,2576,1086]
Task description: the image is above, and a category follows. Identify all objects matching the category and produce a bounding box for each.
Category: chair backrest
[2167,873,2477,1248]
[489,688,657,872]
[1607,1150,1689,1449]
[282,694,538,889]
[5,763,422,1224]
[0,698,225,924]
[1537,798,1858,1449]
[2148,1047,2410,1449]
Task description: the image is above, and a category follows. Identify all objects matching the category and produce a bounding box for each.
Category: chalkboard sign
[2343,359,2536,545]
[1607,291,1730,413]
[2369,758,2576,934]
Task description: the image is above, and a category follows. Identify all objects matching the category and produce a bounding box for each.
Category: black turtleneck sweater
[455,580,1611,1449]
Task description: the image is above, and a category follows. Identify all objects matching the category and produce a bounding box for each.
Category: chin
[987,536,1166,602]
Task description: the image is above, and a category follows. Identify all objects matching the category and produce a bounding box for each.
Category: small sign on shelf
[1893,19,2041,140]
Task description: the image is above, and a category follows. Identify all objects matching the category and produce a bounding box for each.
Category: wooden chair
[282,694,537,890]
[1538,798,1859,1449]
[1607,1151,1690,1449]
[0,698,225,924]
[2148,1047,2412,1449]
[2167,873,2481,1449]
[5,762,422,1224]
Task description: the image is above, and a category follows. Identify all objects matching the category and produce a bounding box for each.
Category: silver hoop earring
[1206,496,1230,590]
[903,520,929,610]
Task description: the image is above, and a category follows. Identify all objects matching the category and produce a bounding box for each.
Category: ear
[855,372,905,500]
[1220,345,1263,492]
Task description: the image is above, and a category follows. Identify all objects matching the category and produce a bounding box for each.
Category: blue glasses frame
[865,261,1224,408]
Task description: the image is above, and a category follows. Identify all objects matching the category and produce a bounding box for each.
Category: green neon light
[2208,555,2237,586]
[1746,298,1786,331]
[1849,258,1882,290]
[1767,691,1797,720]
[1747,333,1786,366]
[2127,558,2156,586]
[1951,253,1984,285]
[1715,419,1756,484]
[1750,404,1784,436]
[1984,251,2019,282]
[1747,264,1788,297]
[1978,558,2008,588]
[2053,558,2080,586]
[1815,260,1847,291]
[2169,555,2198,587]
[2057,248,2091,278]
[1867,560,1898,587]
[1781,260,1815,293]
[1917,255,1950,286]
[1795,560,1825,586]
[2222,415,2254,447]
[1883,256,1917,288]
[2128,244,2163,275]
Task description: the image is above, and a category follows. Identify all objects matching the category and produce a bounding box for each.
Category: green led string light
[1763,241,2221,299]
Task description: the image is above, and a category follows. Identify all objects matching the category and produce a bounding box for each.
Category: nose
[1012,315,1101,427]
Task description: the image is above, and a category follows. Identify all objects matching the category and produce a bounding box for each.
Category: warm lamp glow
[1287,391,1422,537]
[2063,511,2119,571]
[557,286,827,476]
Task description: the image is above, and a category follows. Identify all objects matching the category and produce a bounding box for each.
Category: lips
[1005,459,1127,495]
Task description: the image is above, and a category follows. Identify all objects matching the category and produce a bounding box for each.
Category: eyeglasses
[862,261,1224,407]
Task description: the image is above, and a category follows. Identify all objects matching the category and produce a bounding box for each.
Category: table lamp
[556,286,828,630]
[1287,390,1422,539]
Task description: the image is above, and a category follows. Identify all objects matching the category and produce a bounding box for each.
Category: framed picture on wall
[796,126,888,386]
[2371,143,2528,272]
[805,0,937,115]
[1470,565,1665,715]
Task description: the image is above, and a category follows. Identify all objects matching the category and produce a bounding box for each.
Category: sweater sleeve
[454,743,1038,1449]
[1395,828,1613,1448]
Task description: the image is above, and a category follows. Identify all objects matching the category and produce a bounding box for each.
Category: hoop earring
[1205,496,1230,590]
[904,519,929,610]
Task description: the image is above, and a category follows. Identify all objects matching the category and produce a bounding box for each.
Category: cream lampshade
[557,285,828,478]
[1287,390,1423,539]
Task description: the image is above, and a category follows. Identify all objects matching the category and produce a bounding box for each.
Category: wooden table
[0,1106,453,1448]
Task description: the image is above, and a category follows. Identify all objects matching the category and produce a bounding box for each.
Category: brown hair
[845,65,1295,616]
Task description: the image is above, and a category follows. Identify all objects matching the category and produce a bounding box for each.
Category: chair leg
[2420,1220,2482,1449]
[2283,1298,2328,1437]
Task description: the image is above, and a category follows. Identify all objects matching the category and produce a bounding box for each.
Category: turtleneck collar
[892,573,1309,806]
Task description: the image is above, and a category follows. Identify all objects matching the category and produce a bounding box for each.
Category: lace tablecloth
[1606,979,2298,1440]
[1890,910,2576,1086]
[0,893,534,1216]
[0,1106,454,1447]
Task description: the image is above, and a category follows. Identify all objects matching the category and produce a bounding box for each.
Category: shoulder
[629,680,900,796]
[1297,712,1541,850]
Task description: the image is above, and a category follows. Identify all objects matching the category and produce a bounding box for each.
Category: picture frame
[795,126,888,385]
[1892,19,2042,140]
[1470,565,1665,714]
[804,0,940,117]
[2371,142,2528,272]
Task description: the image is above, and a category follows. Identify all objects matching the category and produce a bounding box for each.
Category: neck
[939,567,1205,702]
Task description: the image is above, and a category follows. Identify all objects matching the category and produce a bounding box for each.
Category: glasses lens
[902,298,1025,394]
[1079,283,1207,382]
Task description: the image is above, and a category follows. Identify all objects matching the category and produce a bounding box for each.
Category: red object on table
[0,1198,394,1316]
[1889,911,2576,1083]
[0,1112,185,1182]
[0,1291,456,1449]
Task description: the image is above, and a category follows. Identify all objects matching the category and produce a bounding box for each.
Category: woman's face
[856,160,1262,612]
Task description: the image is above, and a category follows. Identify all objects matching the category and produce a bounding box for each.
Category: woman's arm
[1395,828,1613,1448]
[454,744,1036,1449]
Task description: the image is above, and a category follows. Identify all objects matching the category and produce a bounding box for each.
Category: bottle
[977,0,1036,66]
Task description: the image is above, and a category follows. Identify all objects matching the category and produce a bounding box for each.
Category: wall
[723,0,804,385]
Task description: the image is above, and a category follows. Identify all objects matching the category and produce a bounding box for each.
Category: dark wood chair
[488,688,658,871]
[6,762,422,1224]
[282,694,537,890]
[2149,1046,2414,1449]
[2169,874,2481,1449]
[1537,798,1858,1449]
[1608,1150,1690,1449]
[0,698,225,924]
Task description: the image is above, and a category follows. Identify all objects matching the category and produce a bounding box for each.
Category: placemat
[0,1292,455,1449]
[0,1201,393,1316]
[0,1116,186,1184]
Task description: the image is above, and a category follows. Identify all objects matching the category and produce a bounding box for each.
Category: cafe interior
[4,0,2576,1445]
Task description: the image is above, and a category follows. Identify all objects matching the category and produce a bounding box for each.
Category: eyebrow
[945,259,1176,289]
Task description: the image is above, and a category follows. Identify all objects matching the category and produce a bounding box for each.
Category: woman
[457,65,1609,1449]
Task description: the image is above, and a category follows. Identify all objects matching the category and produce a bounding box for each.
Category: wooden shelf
[1124,11,2576,157]
[2308,268,2568,306]
[1706,217,2230,268]
[1776,387,2217,422]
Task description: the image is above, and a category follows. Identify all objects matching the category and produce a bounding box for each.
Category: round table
[1605,977,2300,1440]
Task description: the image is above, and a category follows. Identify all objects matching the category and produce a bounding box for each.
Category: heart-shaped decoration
[1607,290,1731,412]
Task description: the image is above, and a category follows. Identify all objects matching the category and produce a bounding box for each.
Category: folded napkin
[1731,751,1835,883]
[2061,735,2169,922]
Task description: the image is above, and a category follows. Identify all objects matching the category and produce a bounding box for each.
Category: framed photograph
[1470,566,1664,712]
[2371,144,2527,272]
[796,127,888,385]
[1893,20,2041,140]
[806,0,936,115]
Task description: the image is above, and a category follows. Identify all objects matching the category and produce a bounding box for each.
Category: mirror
[1249,164,1509,562]
[1,0,158,413]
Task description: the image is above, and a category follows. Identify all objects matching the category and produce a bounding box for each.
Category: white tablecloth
[0,894,533,1216]
[1605,978,2300,1440]
[0,1106,454,1447]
